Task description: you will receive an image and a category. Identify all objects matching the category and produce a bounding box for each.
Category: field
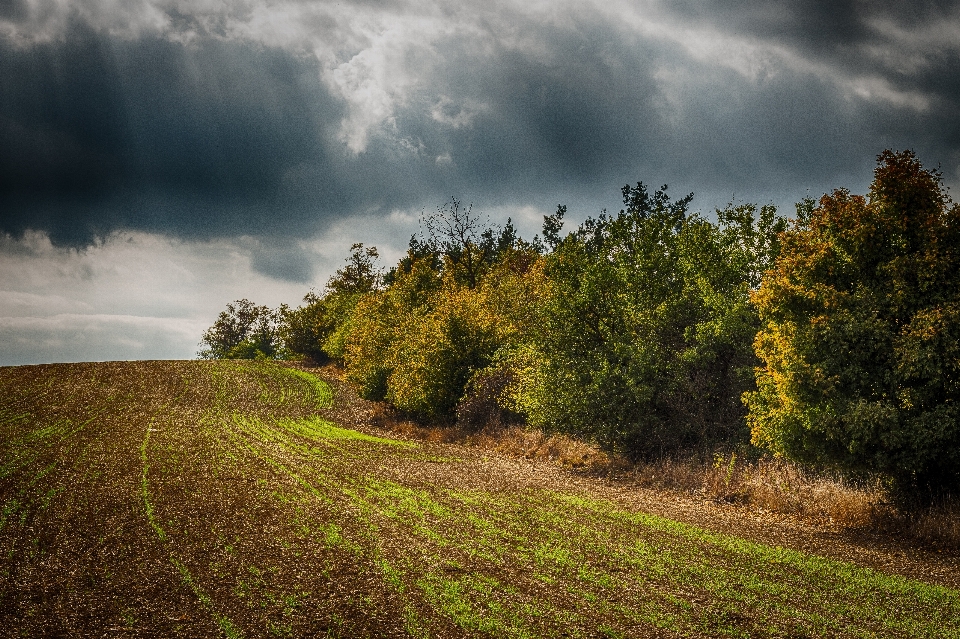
[1,360,959,638]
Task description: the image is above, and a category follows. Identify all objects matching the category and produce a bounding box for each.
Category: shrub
[344,245,546,420]
[279,292,332,363]
[344,255,442,402]
[386,279,502,419]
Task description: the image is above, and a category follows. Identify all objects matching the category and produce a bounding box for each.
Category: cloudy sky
[2,0,959,365]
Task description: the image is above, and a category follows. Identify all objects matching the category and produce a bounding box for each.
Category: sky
[1,0,959,365]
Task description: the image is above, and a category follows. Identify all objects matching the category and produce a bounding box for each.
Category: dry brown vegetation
[362,391,960,553]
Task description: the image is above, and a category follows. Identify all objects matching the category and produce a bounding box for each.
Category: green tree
[394,198,519,289]
[511,183,785,458]
[280,243,383,363]
[746,150,960,496]
[319,243,383,361]
[278,291,330,363]
[199,299,281,359]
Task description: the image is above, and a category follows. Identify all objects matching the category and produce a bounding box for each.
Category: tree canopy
[198,299,280,360]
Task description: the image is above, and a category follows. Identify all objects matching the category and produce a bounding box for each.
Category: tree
[539,205,566,252]
[510,183,785,458]
[384,248,546,421]
[746,150,960,497]
[326,243,383,296]
[343,213,545,420]
[344,255,442,401]
[397,198,518,288]
[279,243,384,364]
[199,299,281,359]
[278,291,330,363]
[317,243,383,361]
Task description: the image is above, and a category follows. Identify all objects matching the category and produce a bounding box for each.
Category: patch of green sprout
[276,416,413,447]
[172,557,242,639]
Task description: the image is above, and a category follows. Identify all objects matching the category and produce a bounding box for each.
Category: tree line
[200,150,960,500]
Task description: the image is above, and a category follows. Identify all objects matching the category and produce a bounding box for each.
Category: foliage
[278,291,330,363]
[345,255,443,402]
[539,204,566,252]
[391,198,520,289]
[387,253,546,420]
[198,299,282,360]
[385,279,502,418]
[325,242,383,296]
[279,243,383,363]
[509,183,786,458]
[746,150,960,496]
[345,233,545,420]
[345,199,527,415]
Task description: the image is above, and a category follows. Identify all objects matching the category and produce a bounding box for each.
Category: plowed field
[1,360,958,638]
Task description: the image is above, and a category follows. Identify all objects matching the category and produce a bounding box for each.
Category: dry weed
[877,498,960,550]
[369,402,609,470]
[626,454,878,527]
[469,425,610,470]
[628,453,960,548]
[363,393,960,549]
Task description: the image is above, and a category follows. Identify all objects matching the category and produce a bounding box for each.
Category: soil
[1,360,957,638]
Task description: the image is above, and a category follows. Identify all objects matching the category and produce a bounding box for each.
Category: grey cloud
[1,0,959,265]
[669,1,960,112]
[250,242,315,284]
[669,1,955,57]
[378,20,669,209]
[0,313,207,364]
[0,229,313,365]
[391,16,935,212]
[0,0,29,21]
[670,0,871,48]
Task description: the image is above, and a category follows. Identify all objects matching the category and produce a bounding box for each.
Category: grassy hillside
[1,360,958,638]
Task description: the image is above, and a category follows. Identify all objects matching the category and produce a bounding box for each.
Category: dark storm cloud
[250,242,315,284]
[0,0,29,21]
[389,22,666,203]
[669,0,954,59]
[0,20,353,246]
[1,12,662,250]
[2,0,959,269]
[668,0,960,128]
[396,14,955,213]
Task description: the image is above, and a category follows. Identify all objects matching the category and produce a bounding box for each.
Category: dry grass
[367,401,960,551]
[892,499,960,549]
[370,403,610,470]
[635,454,960,550]
[620,454,877,527]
